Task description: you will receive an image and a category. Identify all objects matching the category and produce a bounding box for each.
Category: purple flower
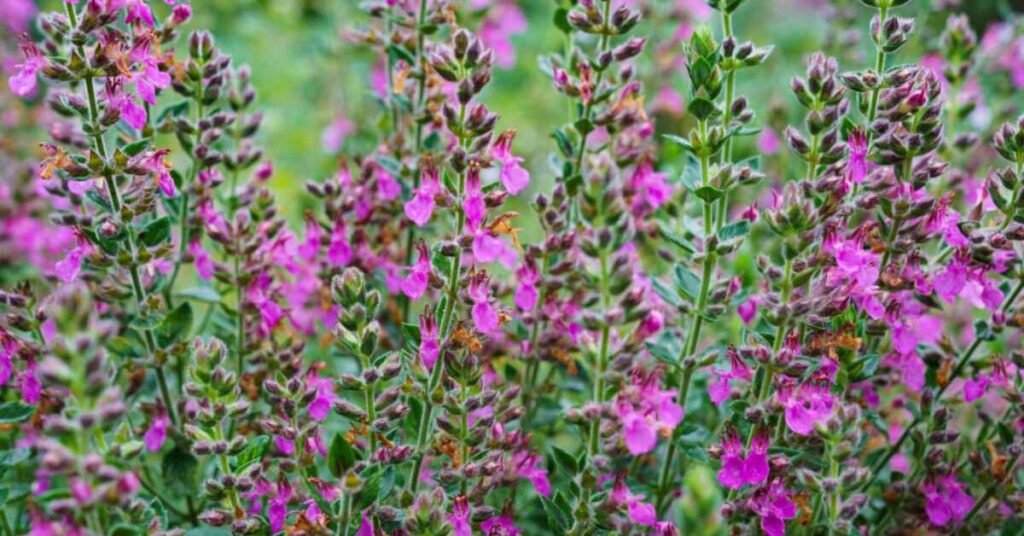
[189,241,214,280]
[512,451,551,497]
[493,130,530,194]
[468,273,499,334]
[845,128,868,184]
[481,515,519,535]
[355,512,374,536]
[776,376,835,436]
[923,475,974,527]
[611,478,657,527]
[717,428,769,489]
[327,223,352,266]
[8,39,45,97]
[449,496,472,536]
[616,369,683,455]
[757,128,780,155]
[401,244,432,301]
[628,160,673,216]
[404,163,441,227]
[514,262,539,311]
[707,347,752,406]
[749,480,798,536]
[322,115,354,153]
[737,297,758,325]
[307,368,337,421]
[463,166,485,229]
[143,413,169,452]
[418,313,440,371]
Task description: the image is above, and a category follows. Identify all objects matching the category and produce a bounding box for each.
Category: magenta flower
[757,128,780,155]
[20,360,40,404]
[448,496,472,536]
[611,478,656,527]
[140,150,176,198]
[298,216,322,261]
[776,377,835,436]
[749,480,798,536]
[55,240,90,284]
[923,475,974,527]
[327,223,352,266]
[481,515,519,535]
[125,0,156,27]
[401,244,432,301]
[267,482,292,533]
[616,370,683,455]
[354,512,374,536]
[514,262,539,311]
[493,130,530,194]
[463,166,485,229]
[189,241,214,280]
[8,39,46,97]
[628,160,673,215]
[512,451,551,496]
[468,273,499,334]
[707,347,752,406]
[737,297,758,325]
[845,128,868,184]
[106,78,148,131]
[405,163,441,227]
[716,428,769,489]
[418,313,440,371]
[307,368,337,421]
[321,115,355,153]
[143,413,169,452]
[471,229,517,267]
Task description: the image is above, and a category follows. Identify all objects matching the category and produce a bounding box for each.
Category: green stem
[587,251,612,457]
[65,2,177,428]
[715,10,735,232]
[865,5,889,147]
[165,73,206,306]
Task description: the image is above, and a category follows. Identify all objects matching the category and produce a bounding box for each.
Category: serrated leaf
[138,217,171,247]
[231,435,269,472]
[551,446,578,475]
[0,402,34,424]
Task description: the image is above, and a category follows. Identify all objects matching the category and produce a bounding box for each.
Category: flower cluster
[1,0,1023,535]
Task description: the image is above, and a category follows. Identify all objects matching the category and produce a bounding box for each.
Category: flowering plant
[2,0,1024,534]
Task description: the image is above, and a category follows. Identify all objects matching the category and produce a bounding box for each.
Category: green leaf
[122,139,151,157]
[162,446,198,495]
[327,433,358,478]
[401,323,421,346]
[540,497,570,530]
[184,529,231,536]
[849,354,880,382]
[646,341,680,368]
[651,278,683,308]
[157,302,193,347]
[553,8,571,34]
[659,224,696,254]
[107,336,143,358]
[552,128,575,159]
[663,134,693,152]
[386,43,416,66]
[231,435,270,472]
[687,97,717,121]
[138,217,171,247]
[551,446,579,475]
[155,100,190,125]
[176,286,222,303]
[673,264,701,302]
[717,221,750,241]
[0,402,34,424]
[693,185,725,203]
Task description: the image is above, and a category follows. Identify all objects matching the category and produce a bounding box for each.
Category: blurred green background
[113,0,1018,223]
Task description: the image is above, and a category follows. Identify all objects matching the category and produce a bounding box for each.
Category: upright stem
[64,2,177,427]
[568,0,614,227]
[865,5,888,147]
[655,120,714,516]
[587,250,612,457]
[716,10,735,231]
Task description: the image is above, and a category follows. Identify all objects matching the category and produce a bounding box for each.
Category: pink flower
[139,150,176,197]
[478,2,527,69]
[616,369,683,455]
[749,480,798,536]
[716,428,769,489]
[707,347,752,406]
[143,413,169,452]
[471,229,517,267]
[8,39,45,97]
[468,274,499,334]
[125,0,156,27]
[463,166,485,229]
[845,128,868,184]
[322,116,355,153]
[375,166,401,201]
[737,297,758,325]
[481,515,519,535]
[923,475,974,527]
[963,376,988,402]
[327,223,352,266]
[757,128,780,155]
[611,478,656,527]
[448,496,472,536]
[629,160,673,216]
[512,451,551,496]
[418,313,440,371]
[405,163,441,227]
[401,244,432,301]
[354,512,374,536]
[189,241,214,280]
[298,216,322,261]
[776,376,835,436]
[493,130,530,194]
[514,262,539,311]
[20,360,40,404]
[267,482,292,533]
[55,239,90,284]
[307,369,337,421]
